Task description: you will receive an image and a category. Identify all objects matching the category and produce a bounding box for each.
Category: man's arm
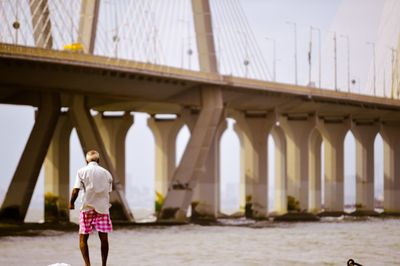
[69,188,80,209]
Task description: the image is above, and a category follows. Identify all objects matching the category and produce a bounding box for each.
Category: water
[0,218,399,266]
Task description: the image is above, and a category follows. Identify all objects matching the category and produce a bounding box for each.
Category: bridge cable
[31,0,53,48]
[223,0,268,79]
[216,0,251,77]
[231,0,272,80]
[0,1,17,43]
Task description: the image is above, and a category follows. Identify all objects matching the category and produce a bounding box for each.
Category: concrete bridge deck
[1,43,400,123]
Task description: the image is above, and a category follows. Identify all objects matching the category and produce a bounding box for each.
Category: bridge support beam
[233,115,254,216]
[94,112,133,191]
[309,129,323,213]
[318,117,349,214]
[279,114,315,212]
[234,112,274,218]
[44,112,72,223]
[270,126,287,214]
[381,123,400,214]
[148,116,182,197]
[0,93,60,222]
[69,96,134,222]
[192,118,226,220]
[351,120,379,214]
[147,116,183,211]
[191,0,218,73]
[158,87,223,222]
[78,0,100,53]
[179,109,226,219]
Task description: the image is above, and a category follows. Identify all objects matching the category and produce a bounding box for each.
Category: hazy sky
[0,0,394,220]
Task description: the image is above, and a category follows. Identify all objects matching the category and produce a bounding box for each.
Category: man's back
[74,161,113,214]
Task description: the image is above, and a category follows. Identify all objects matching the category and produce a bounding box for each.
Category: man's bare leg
[99,232,109,266]
[80,234,90,266]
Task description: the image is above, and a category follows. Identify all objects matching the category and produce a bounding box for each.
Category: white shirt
[73,161,113,214]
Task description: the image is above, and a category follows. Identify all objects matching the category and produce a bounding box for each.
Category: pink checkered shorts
[79,209,113,234]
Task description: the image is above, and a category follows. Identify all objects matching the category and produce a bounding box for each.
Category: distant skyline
[0,0,395,221]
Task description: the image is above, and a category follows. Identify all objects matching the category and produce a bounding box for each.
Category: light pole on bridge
[366,41,376,96]
[311,26,322,88]
[333,32,338,91]
[265,37,276,81]
[286,21,297,85]
[340,34,350,93]
[389,47,397,99]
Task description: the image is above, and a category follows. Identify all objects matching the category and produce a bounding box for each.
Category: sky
[0,0,397,221]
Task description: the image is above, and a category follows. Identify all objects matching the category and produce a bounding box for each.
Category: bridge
[0,0,399,223]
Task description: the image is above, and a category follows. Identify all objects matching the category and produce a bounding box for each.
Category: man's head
[86,150,100,163]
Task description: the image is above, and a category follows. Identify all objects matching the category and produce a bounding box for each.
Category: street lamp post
[311,26,322,88]
[265,37,276,81]
[333,32,338,91]
[340,34,350,92]
[366,42,376,96]
[389,47,397,98]
[286,21,297,85]
[308,26,312,86]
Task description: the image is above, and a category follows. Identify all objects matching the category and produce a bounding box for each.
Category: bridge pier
[178,108,227,219]
[44,112,72,223]
[352,120,379,214]
[233,114,255,216]
[147,115,183,211]
[0,93,60,222]
[234,112,274,218]
[94,112,133,191]
[279,114,315,212]
[318,117,349,215]
[381,123,400,214]
[191,118,226,220]
[69,96,134,222]
[270,126,287,215]
[158,87,223,222]
[309,129,323,213]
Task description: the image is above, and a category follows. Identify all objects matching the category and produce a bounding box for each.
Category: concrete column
[393,35,400,98]
[317,117,349,214]
[180,108,200,206]
[158,86,224,222]
[351,120,379,214]
[0,93,60,222]
[191,0,218,73]
[192,119,226,219]
[69,96,134,222]
[270,126,287,214]
[78,0,100,53]
[147,116,183,198]
[180,108,227,219]
[94,112,133,191]
[233,115,255,216]
[29,0,53,48]
[44,112,73,222]
[308,129,322,213]
[279,114,315,212]
[233,111,274,218]
[380,123,400,214]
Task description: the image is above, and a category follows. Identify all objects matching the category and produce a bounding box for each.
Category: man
[69,150,113,266]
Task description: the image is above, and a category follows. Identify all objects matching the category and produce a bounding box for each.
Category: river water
[0,217,399,266]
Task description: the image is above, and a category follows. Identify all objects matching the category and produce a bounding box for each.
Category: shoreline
[1,214,399,237]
